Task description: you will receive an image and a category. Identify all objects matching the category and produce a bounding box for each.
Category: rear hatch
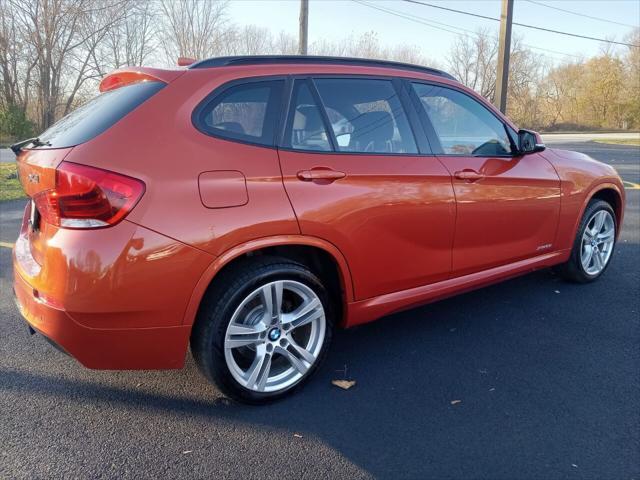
[15,148,72,265]
[14,69,176,264]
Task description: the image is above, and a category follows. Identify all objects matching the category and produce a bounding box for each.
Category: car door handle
[454,170,485,181]
[297,168,346,182]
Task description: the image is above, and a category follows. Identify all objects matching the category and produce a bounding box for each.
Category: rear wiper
[10,137,51,155]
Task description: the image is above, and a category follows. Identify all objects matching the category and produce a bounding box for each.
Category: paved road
[0,148,13,163]
[0,142,638,479]
[542,132,640,144]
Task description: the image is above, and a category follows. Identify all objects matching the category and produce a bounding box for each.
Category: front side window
[412,83,512,156]
[314,78,418,154]
[286,80,332,151]
[196,80,283,146]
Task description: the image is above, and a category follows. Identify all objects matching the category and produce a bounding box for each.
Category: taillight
[33,161,145,229]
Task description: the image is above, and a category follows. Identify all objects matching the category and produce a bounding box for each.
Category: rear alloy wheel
[191,257,333,404]
[224,280,326,393]
[557,199,617,283]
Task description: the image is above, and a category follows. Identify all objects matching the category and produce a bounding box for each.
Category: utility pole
[494,0,514,114]
[298,0,309,55]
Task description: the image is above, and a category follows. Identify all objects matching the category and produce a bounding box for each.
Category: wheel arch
[182,235,354,328]
[583,183,625,237]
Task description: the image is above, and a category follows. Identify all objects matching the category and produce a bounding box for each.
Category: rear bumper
[14,266,191,369]
[11,213,213,370]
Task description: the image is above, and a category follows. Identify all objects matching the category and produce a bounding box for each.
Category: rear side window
[38,81,165,148]
[314,78,418,154]
[194,80,284,146]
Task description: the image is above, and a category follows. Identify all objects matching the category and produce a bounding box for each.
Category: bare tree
[2,0,638,137]
[102,0,159,70]
[224,25,272,56]
[389,44,433,66]
[62,0,135,116]
[0,0,36,111]
[272,30,298,55]
[447,28,498,101]
[9,0,131,129]
[309,31,435,67]
[160,0,229,63]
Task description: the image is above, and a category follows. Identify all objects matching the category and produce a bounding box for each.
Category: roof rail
[189,55,457,81]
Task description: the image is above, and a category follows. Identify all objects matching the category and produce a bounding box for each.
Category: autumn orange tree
[449,27,640,131]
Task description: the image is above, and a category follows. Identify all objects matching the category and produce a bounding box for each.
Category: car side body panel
[542,148,625,251]
[11,61,626,370]
[66,68,300,258]
[278,149,456,300]
[181,234,356,328]
[347,249,568,327]
[437,153,561,277]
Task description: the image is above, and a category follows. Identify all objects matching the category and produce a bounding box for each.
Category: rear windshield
[37,81,165,148]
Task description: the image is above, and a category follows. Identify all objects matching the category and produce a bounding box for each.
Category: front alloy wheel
[580,210,615,276]
[557,199,617,283]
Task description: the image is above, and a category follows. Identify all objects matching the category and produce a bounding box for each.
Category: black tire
[555,199,617,283]
[190,256,334,404]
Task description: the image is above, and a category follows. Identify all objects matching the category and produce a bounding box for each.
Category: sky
[226,0,640,65]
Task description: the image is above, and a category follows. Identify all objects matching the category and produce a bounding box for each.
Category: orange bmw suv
[13,56,624,403]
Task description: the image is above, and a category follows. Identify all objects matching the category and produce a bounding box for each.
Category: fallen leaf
[293,433,303,438]
[182,451,192,455]
[489,388,496,392]
[332,379,356,390]
[450,400,462,405]
[571,464,578,468]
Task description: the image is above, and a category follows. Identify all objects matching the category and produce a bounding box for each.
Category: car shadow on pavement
[3,245,638,479]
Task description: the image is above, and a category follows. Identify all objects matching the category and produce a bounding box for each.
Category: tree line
[449,28,640,132]
[0,0,638,144]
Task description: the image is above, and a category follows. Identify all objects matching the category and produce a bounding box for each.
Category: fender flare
[182,235,354,326]
[572,181,625,242]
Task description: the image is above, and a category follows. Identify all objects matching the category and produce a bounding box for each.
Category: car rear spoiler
[11,138,38,155]
[99,67,185,92]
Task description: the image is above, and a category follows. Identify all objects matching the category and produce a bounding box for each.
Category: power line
[353,0,583,59]
[354,0,474,36]
[353,0,577,58]
[402,0,640,48]
[523,0,639,29]
[403,0,502,22]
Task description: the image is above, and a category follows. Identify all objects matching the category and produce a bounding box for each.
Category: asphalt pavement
[0,142,638,479]
[0,148,13,163]
[542,132,640,144]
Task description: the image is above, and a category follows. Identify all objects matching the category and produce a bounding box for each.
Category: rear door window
[285,80,332,152]
[313,78,418,154]
[38,81,165,148]
[194,80,284,146]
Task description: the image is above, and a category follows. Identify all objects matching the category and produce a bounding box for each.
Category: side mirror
[518,129,545,154]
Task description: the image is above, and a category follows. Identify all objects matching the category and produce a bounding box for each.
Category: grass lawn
[594,138,640,146]
[0,163,26,201]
